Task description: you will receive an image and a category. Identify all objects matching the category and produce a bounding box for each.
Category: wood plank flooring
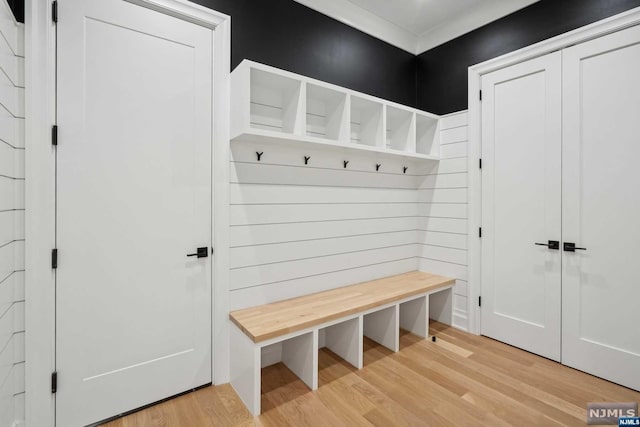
[104,322,640,426]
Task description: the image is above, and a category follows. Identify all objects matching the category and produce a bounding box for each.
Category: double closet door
[481,24,640,391]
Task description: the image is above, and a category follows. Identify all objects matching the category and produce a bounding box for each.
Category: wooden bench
[229,271,455,415]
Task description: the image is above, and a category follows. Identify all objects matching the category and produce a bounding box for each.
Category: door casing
[25,1,230,426]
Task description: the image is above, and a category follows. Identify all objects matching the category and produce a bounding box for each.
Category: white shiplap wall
[229,141,423,310]
[0,1,25,425]
[229,111,469,330]
[417,111,469,331]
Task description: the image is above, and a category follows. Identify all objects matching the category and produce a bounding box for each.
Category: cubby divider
[363,305,399,352]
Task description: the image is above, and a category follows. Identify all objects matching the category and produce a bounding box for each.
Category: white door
[481,52,562,361]
[56,0,214,425]
[562,24,640,391]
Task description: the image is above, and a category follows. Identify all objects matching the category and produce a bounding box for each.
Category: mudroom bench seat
[229,271,455,415]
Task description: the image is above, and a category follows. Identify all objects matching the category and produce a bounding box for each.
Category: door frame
[25,1,230,425]
[467,6,640,336]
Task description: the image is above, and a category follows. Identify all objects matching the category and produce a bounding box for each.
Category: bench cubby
[229,271,454,415]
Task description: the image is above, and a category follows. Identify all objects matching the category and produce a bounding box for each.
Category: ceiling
[294,0,540,54]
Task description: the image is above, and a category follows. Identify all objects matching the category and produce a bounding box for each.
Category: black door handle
[563,242,586,252]
[187,247,208,258]
[535,240,559,250]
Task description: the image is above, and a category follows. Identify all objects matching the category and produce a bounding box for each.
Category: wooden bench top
[229,271,455,343]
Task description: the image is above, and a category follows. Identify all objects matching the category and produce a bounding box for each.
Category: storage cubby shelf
[232,60,441,162]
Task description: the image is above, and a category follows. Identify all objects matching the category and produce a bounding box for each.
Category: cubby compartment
[363,305,398,354]
[260,331,317,391]
[399,296,429,339]
[350,96,384,147]
[306,83,347,141]
[318,317,363,370]
[250,68,302,133]
[416,114,440,157]
[386,106,416,152]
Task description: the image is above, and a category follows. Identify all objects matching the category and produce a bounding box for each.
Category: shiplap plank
[230,231,416,269]
[229,258,417,310]
[418,258,468,281]
[419,172,467,189]
[417,244,467,265]
[422,157,468,175]
[230,245,416,290]
[0,138,13,177]
[0,113,23,148]
[0,331,13,393]
[454,294,468,312]
[440,141,467,159]
[417,230,467,250]
[231,217,417,247]
[421,203,467,219]
[417,217,467,234]
[418,188,467,203]
[10,240,21,271]
[0,210,14,244]
[0,241,14,281]
[440,126,468,145]
[0,304,13,360]
[0,273,12,317]
[0,365,13,427]
[11,271,22,302]
[0,33,23,87]
[439,112,468,130]
[0,176,12,211]
[454,280,468,297]
[0,71,23,118]
[231,183,416,204]
[12,179,22,210]
[230,203,418,226]
[231,162,420,189]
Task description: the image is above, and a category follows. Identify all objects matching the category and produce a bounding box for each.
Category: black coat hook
[256,152,263,161]
[304,156,311,165]
[376,164,381,171]
[403,166,408,174]
[343,160,349,168]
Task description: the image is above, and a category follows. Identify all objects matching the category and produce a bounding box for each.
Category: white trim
[466,6,640,335]
[292,0,417,54]
[415,0,538,54]
[25,1,231,425]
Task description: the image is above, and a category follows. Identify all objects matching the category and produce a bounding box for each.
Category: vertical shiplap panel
[0,5,23,425]
[418,111,469,331]
[229,142,420,310]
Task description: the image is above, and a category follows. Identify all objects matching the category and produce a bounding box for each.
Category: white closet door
[481,52,562,361]
[562,24,640,391]
[56,0,213,425]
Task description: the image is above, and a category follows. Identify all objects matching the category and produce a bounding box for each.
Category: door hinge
[479,227,482,238]
[478,296,482,307]
[51,372,57,393]
[479,90,482,101]
[52,1,58,23]
[52,125,58,146]
[52,249,58,269]
[479,158,482,169]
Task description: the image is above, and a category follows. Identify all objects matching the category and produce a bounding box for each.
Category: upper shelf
[231,60,441,161]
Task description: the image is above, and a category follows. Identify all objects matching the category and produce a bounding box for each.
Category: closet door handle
[187,247,208,258]
[563,242,586,252]
[535,240,559,250]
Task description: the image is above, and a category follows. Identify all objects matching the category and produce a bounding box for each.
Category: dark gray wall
[416,0,640,115]
[192,0,418,107]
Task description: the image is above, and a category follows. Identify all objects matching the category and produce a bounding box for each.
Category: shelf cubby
[305,83,348,141]
[363,305,399,353]
[386,106,416,152]
[416,113,440,157]
[249,68,302,134]
[231,60,442,162]
[319,317,362,369]
[350,95,384,147]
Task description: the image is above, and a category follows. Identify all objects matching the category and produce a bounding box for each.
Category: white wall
[229,110,469,327]
[417,111,469,331]
[229,141,423,310]
[0,1,25,425]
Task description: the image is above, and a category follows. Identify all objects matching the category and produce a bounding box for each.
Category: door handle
[563,242,586,252]
[187,247,208,258]
[535,240,559,250]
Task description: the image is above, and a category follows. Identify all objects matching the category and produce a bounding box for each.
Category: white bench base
[230,285,453,416]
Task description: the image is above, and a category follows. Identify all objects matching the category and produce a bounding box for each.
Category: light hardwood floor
[104,322,640,426]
